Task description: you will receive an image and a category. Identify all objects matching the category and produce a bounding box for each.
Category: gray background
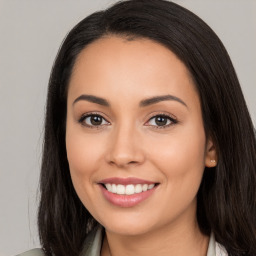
[0,0,255,255]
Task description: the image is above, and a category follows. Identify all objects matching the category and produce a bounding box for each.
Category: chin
[105,223,152,236]
[98,213,159,236]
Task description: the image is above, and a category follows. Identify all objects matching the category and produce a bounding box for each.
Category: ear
[205,136,217,168]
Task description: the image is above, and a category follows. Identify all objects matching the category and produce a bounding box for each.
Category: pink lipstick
[98,177,159,207]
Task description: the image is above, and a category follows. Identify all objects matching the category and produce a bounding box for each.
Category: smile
[103,183,156,195]
[98,177,159,207]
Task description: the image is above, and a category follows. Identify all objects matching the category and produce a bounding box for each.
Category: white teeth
[148,184,154,189]
[112,184,117,193]
[142,184,148,191]
[126,184,135,195]
[135,184,142,193]
[116,184,125,195]
[105,184,112,191]
[104,183,156,195]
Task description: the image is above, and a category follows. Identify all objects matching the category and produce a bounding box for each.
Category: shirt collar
[207,232,216,256]
[82,226,222,256]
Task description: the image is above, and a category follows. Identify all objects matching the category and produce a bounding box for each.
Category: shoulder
[16,248,45,256]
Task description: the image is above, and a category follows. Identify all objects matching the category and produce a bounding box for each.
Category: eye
[79,114,109,127]
[146,114,177,128]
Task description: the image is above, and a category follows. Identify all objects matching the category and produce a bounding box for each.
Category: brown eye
[155,116,169,126]
[90,115,103,125]
[80,114,109,127]
[147,115,177,128]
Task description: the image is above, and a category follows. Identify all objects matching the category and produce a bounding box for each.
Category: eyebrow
[73,94,187,108]
[73,94,110,106]
[139,95,188,108]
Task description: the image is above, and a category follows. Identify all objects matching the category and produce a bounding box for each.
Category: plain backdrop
[0,0,255,255]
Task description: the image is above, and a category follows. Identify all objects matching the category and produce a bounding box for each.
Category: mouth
[100,183,158,195]
[98,177,159,207]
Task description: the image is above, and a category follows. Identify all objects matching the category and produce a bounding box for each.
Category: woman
[18,0,256,255]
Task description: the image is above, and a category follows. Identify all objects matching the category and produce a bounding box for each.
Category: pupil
[91,115,102,125]
[156,116,167,126]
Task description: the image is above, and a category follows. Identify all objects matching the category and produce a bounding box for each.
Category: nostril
[128,161,139,164]
[108,158,140,168]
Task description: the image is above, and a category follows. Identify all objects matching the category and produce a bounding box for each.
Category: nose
[105,125,145,168]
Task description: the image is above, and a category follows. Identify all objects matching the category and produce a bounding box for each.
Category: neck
[101,217,209,256]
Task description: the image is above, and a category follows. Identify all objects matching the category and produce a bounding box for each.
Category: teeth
[105,184,112,191]
[135,184,142,193]
[148,184,154,189]
[126,184,135,195]
[142,184,148,191]
[112,184,117,193]
[104,183,156,195]
[116,184,125,195]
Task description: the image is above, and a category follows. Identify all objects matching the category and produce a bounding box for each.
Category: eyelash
[78,112,110,129]
[78,112,178,129]
[146,113,178,129]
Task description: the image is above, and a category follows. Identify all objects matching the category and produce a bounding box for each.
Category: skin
[66,36,217,256]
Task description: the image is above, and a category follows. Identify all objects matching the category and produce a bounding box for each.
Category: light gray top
[17,227,228,256]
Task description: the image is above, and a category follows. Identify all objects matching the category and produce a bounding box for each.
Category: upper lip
[98,177,158,185]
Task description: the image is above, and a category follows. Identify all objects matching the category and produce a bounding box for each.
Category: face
[66,36,216,236]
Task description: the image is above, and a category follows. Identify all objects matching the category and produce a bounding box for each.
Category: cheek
[66,128,102,176]
[149,124,206,191]
[148,128,206,223]
[65,127,106,215]
[65,124,107,206]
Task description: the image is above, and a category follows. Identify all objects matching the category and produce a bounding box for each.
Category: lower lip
[99,185,157,207]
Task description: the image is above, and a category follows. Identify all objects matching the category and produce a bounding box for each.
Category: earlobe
[205,137,218,167]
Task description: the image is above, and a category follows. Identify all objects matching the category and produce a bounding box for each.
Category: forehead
[68,36,199,108]
[72,35,191,79]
